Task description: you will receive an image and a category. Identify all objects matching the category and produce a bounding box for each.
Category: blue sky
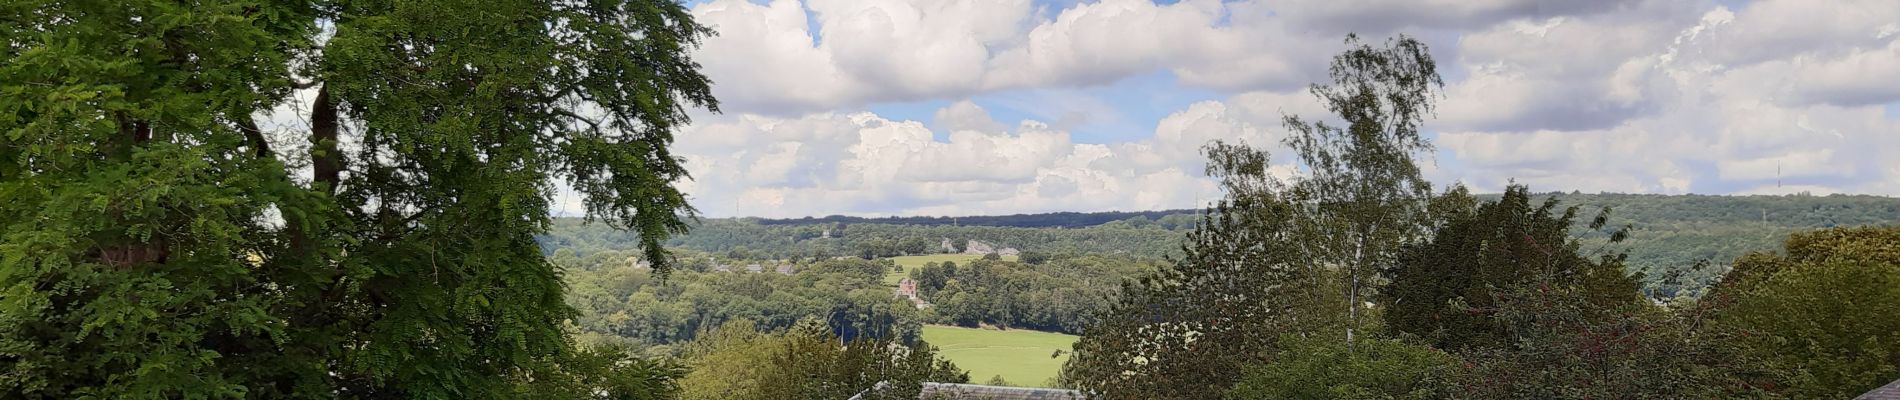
[605,0,1900,218]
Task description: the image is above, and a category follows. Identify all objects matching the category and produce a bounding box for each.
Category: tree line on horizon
[754,209,1203,229]
[544,189,1900,300]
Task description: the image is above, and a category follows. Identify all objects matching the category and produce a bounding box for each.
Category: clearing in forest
[921,324,1077,387]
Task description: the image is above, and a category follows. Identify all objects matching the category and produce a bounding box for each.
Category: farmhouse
[896,278,919,297]
[894,278,929,309]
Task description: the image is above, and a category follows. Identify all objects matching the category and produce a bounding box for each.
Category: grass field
[882,254,1016,286]
[922,325,1077,387]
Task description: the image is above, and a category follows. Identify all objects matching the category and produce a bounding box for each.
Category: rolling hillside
[544,193,1900,296]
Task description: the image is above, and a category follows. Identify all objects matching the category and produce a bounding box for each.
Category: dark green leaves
[3,0,716,397]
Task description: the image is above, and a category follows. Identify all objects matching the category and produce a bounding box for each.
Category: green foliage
[1383,185,1641,350]
[678,321,966,400]
[544,217,1188,261]
[1384,186,1757,399]
[561,252,923,348]
[541,194,1900,298]
[758,210,1200,229]
[1449,279,1756,399]
[1280,33,1445,344]
[1229,335,1456,400]
[514,344,686,400]
[1711,226,1900,398]
[564,246,1147,344]
[1064,34,1445,398]
[1061,152,1344,398]
[1516,192,1900,298]
[1,0,715,397]
[914,256,1157,334]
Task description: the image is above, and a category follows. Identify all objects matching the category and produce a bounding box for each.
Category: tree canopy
[1063,33,1445,398]
[2,0,715,397]
[1382,185,1641,351]
[676,320,966,400]
[1709,226,1900,398]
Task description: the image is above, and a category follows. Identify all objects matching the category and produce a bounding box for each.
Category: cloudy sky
[588,0,1900,218]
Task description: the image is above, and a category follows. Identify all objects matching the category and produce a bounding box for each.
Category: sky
[593,0,1900,218]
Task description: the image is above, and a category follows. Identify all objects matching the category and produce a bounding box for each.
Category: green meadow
[921,325,1077,387]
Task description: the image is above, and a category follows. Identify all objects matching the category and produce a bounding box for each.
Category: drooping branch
[235,111,271,158]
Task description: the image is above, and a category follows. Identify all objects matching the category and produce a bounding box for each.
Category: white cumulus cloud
[602,0,1900,217]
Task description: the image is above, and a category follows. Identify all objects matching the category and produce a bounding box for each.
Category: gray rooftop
[919,383,1083,400]
[849,382,1084,400]
[1860,376,1900,400]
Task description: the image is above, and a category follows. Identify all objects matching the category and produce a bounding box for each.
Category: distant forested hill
[542,193,1899,296]
[545,217,1190,261]
[1484,192,1900,297]
[756,210,1199,228]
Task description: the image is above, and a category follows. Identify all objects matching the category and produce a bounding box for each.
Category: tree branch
[552,108,604,133]
[235,112,271,158]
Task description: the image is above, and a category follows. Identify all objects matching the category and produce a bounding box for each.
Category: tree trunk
[310,84,340,194]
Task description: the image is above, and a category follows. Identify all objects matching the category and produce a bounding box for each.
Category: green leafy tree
[1063,33,1442,398]
[1710,226,1900,398]
[728,246,753,261]
[678,320,966,400]
[1019,251,1051,265]
[1450,277,1756,399]
[1280,33,1444,346]
[518,344,687,400]
[898,237,932,255]
[1,0,714,397]
[1062,144,1341,399]
[1382,185,1641,351]
[1381,185,1753,399]
[1228,335,1456,400]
